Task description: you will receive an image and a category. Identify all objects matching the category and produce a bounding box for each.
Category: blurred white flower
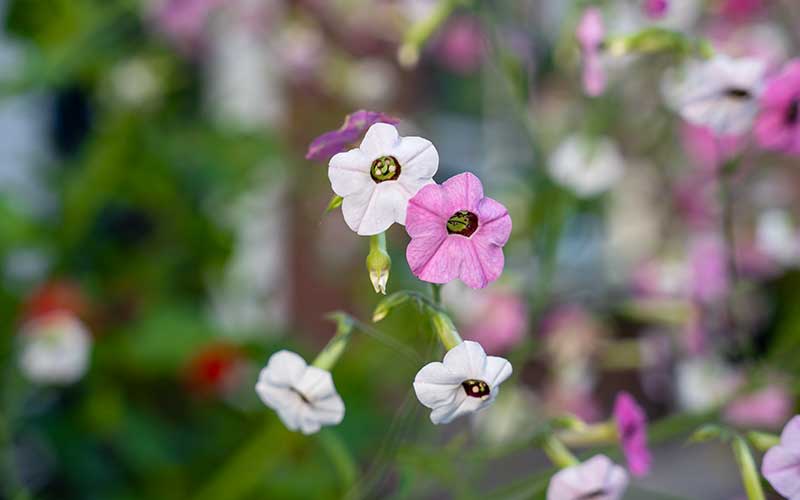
[663,55,766,135]
[342,58,397,106]
[413,341,512,425]
[675,357,742,412]
[19,313,92,385]
[548,135,624,198]
[255,350,345,435]
[756,209,800,267]
[328,123,438,235]
[109,58,162,107]
[546,455,629,500]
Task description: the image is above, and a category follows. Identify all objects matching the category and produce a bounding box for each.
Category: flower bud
[430,312,462,351]
[366,233,391,294]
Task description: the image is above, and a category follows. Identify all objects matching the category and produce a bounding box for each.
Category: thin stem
[313,320,354,371]
[732,436,766,500]
[541,434,579,469]
[430,283,442,307]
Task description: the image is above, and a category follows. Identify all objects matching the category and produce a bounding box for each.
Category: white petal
[393,135,438,180]
[359,123,400,159]
[261,350,307,387]
[295,366,338,402]
[329,149,373,197]
[442,341,488,380]
[413,361,463,409]
[341,184,377,234]
[308,393,345,426]
[483,356,513,389]
[352,182,409,235]
[429,394,482,425]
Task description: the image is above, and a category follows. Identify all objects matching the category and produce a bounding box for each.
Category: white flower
[413,340,512,425]
[546,455,629,500]
[255,350,345,434]
[663,55,766,135]
[19,313,92,385]
[548,135,624,198]
[675,357,742,412]
[757,209,800,266]
[328,123,438,236]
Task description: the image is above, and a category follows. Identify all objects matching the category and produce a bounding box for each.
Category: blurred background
[1,0,800,498]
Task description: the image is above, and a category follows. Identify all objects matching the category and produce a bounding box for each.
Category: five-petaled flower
[328,123,439,236]
[405,172,512,289]
[613,391,652,476]
[255,350,345,435]
[413,340,512,425]
[755,60,800,156]
[664,55,766,135]
[762,414,800,500]
[546,455,629,500]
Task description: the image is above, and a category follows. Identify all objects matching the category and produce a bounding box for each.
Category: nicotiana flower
[576,7,606,97]
[755,60,800,156]
[19,312,92,385]
[643,0,669,19]
[613,392,652,476]
[548,135,624,198]
[724,383,794,430]
[328,123,438,236]
[308,110,400,161]
[664,55,766,135]
[255,350,345,435]
[413,341,512,425]
[762,415,800,500]
[546,455,629,500]
[405,172,512,289]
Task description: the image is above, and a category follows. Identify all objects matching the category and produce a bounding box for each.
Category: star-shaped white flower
[255,350,345,435]
[19,313,92,385]
[413,341,512,425]
[328,123,438,236]
[548,135,624,198]
[663,55,766,135]
[546,455,629,500]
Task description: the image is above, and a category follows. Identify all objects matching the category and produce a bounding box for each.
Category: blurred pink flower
[673,172,718,230]
[762,415,800,500]
[576,8,606,97]
[406,172,512,289]
[724,384,794,429]
[543,383,602,423]
[462,291,527,355]
[154,0,223,50]
[433,15,486,75]
[755,60,800,156]
[547,455,629,500]
[689,234,729,304]
[613,392,652,477]
[541,305,604,363]
[681,123,742,172]
[720,0,765,23]
[307,110,400,161]
[643,0,669,19]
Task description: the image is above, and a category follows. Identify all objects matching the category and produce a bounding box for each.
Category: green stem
[398,0,463,67]
[430,283,442,307]
[732,436,766,500]
[746,431,780,452]
[430,313,462,351]
[541,434,579,469]
[313,318,355,371]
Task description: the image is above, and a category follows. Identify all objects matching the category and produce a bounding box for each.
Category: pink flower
[153,0,223,51]
[613,392,652,477]
[724,384,794,430]
[576,8,606,97]
[462,290,527,354]
[721,0,765,23]
[762,415,800,500]
[681,123,743,173]
[405,172,512,289]
[643,0,669,19]
[755,60,800,156]
[307,110,400,161]
[689,234,729,304]
[547,455,629,500]
[433,15,486,75]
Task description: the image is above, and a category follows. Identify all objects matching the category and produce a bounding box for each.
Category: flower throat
[371,156,401,183]
[446,210,479,237]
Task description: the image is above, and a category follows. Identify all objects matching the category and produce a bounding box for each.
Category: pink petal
[407,183,455,224]
[407,235,460,284]
[442,172,484,213]
[476,198,512,246]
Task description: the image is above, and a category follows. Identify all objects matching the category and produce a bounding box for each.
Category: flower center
[724,87,752,100]
[370,156,401,183]
[786,97,800,126]
[462,379,490,399]
[446,210,479,237]
[290,387,311,405]
[577,490,608,499]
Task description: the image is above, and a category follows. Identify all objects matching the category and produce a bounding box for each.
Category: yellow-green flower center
[370,156,401,183]
[446,210,479,237]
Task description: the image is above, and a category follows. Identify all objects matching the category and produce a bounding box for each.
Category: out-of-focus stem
[313,319,355,371]
[397,0,464,68]
[431,312,462,351]
[732,436,766,500]
[541,434,579,469]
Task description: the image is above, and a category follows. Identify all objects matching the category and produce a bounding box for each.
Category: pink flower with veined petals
[613,392,652,477]
[762,415,800,500]
[755,60,800,156]
[576,8,606,97]
[405,172,512,289]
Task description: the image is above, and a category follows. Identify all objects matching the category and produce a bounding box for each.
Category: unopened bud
[366,233,391,295]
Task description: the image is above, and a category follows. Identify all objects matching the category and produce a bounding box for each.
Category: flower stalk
[313,317,355,371]
[541,434,579,469]
[732,436,766,500]
[430,312,462,351]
